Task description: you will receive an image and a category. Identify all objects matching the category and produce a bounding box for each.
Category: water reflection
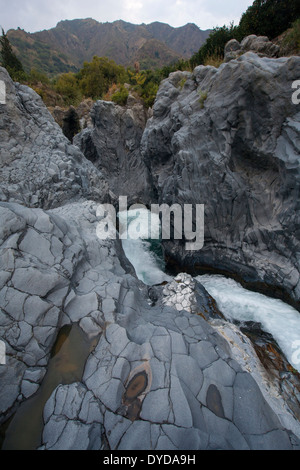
[1,324,99,450]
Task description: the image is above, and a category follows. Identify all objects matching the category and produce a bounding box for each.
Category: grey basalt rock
[1,198,299,450]
[240,35,280,56]
[141,53,300,309]
[0,201,87,417]
[73,99,153,205]
[42,383,103,450]
[42,281,300,450]
[0,67,108,209]
[224,35,280,62]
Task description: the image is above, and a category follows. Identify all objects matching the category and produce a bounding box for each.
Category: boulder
[224,35,280,62]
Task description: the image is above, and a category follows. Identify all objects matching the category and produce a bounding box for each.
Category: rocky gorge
[1,40,300,450]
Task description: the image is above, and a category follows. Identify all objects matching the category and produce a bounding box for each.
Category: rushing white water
[118,208,172,286]
[119,208,300,372]
[197,274,300,373]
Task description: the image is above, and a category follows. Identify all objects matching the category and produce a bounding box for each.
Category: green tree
[189,0,300,68]
[78,56,126,100]
[27,67,50,85]
[127,69,146,87]
[111,85,129,106]
[0,28,25,80]
[141,81,159,108]
[239,0,300,39]
[55,72,82,105]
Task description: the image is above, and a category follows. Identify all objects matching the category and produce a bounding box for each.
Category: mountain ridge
[7,18,211,74]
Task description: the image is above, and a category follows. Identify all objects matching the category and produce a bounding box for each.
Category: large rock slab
[141,53,300,309]
[0,67,108,209]
[42,269,300,449]
[74,99,152,205]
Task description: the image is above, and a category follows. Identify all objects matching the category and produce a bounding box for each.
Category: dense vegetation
[0,37,175,108]
[190,0,300,67]
[239,0,300,39]
[50,59,180,108]
[1,0,299,111]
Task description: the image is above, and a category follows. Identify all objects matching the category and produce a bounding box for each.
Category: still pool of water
[1,324,99,450]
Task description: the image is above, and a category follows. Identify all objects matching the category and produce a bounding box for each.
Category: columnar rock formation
[0,53,300,451]
[0,68,108,209]
[140,53,300,309]
[74,97,152,205]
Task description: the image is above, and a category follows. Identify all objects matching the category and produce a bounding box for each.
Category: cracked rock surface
[1,201,299,450]
[224,35,280,62]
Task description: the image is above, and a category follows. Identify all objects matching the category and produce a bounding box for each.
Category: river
[119,208,300,373]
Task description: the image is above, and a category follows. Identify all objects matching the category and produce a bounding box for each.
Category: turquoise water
[1,324,98,450]
[118,209,172,285]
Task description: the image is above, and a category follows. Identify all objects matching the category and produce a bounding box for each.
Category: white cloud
[122,0,144,24]
[0,0,254,32]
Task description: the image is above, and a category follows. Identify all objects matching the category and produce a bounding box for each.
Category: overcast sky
[0,0,254,32]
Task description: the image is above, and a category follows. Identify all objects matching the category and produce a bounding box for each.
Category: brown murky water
[0,324,99,450]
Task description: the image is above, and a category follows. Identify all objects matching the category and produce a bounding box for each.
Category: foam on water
[118,209,172,286]
[118,209,300,372]
[197,274,300,372]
